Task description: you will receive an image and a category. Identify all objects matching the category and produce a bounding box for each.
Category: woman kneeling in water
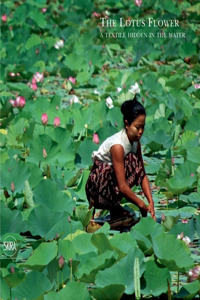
[85,96,155,221]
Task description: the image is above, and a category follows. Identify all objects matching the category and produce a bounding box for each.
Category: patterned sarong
[85,152,146,209]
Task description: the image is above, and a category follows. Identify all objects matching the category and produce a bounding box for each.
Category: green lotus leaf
[33,179,75,212]
[141,260,171,296]
[19,241,57,271]
[130,229,153,255]
[27,134,61,165]
[176,280,200,300]
[76,250,118,283]
[75,170,90,201]
[1,158,31,194]
[59,281,92,300]
[0,274,10,300]
[0,207,25,236]
[44,291,60,300]
[109,232,137,254]
[152,233,194,272]
[6,118,28,148]
[185,114,200,133]
[3,271,26,288]
[58,239,76,261]
[162,214,180,231]
[90,284,125,300]
[11,271,52,300]
[165,160,197,195]
[95,247,145,295]
[187,147,200,164]
[141,129,173,151]
[27,205,69,237]
[169,218,195,241]
[45,217,83,241]
[132,217,164,239]
[76,139,98,168]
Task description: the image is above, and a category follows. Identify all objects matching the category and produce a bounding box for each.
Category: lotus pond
[0,0,200,299]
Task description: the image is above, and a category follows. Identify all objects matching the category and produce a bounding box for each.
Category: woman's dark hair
[121,94,146,126]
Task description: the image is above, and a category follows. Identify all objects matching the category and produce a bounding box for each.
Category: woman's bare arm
[110,144,149,212]
[137,142,156,220]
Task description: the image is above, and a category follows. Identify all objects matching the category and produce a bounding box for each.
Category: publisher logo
[3,235,17,257]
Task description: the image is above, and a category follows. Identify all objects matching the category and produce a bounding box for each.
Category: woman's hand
[148,203,156,220]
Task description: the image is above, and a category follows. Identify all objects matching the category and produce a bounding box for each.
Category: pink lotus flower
[9,73,16,77]
[11,182,15,193]
[92,12,101,17]
[16,96,25,108]
[135,0,142,7]
[93,133,99,144]
[2,14,7,22]
[54,117,60,127]
[43,147,47,158]
[42,8,47,13]
[41,113,48,125]
[31,78,37,91]
[10,96,26,108]
[194,83,200,89]
[188,265,200,283]
[58,255,64,269]
[181,219,188,224]
[191,173,194,177]
[33,72,44,83]
[69,77,76,84]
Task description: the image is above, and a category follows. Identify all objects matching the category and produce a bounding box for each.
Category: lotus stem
[177,271,179,293]
[62,270,64,288]
[134,257,141,299]
[57,271,59,292]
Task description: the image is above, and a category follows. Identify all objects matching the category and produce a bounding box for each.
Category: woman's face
[125,114,146,143]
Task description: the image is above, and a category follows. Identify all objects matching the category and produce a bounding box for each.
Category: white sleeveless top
[92,129,138,165]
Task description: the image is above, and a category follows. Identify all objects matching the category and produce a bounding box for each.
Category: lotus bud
[41,113,48,125]
[4,190,10,198]
[182,236,191,245]
[2,14,7,22]
[69,258,73,267]
[172,157,175,165]
[93,133,99,144]
[68,216,71,223]
[106,97,114,109]
[11,182,15,193]
[42,8,47,13]
[161,213,165,222]
[135,0,142,6]
[43,147,47,159]
[11,266,15,273]
[188,265,200,282]
[69,77,76,84]
[58,255,64,269]
[115,122,118,127]
[31,78,37,91]
[73,207,76,212]
[191,173,194,177]
[56,105,59,110]
[177,232,184,240]
[54,117,60,127]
